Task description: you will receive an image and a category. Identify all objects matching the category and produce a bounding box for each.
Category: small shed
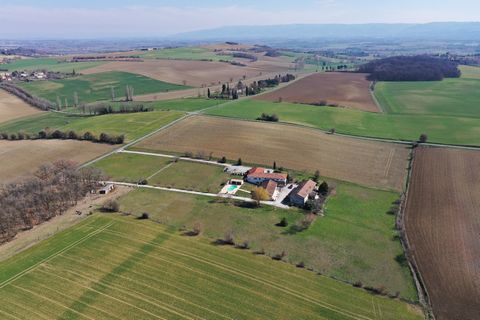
[99,184,115,195]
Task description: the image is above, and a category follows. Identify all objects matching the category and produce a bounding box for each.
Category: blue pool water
[227,185,238,192]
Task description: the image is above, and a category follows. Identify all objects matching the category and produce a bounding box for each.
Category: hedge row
[0,129,125,145]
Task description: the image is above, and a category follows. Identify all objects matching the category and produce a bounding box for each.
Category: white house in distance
[289,180,317,206]
[246,167,287,185]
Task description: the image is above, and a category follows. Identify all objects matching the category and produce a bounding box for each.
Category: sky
[1,0,479,38]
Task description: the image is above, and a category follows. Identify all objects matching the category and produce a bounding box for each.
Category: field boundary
[397,147,434,320]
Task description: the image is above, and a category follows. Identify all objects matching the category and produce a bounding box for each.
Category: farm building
[261,180,279,200]
[246,167,287,185]
[289,180,317,206]
[224,165,252,176]
[99,184,115,195]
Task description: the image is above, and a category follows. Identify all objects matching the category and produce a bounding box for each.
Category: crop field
[459,65,480,79]
[132,116,409,191]
[81,59,291,87]
[0,90,43,124]
[139,47,233,61]
[206,99,480,146]
[0,140,114,183]
[256,72,379,112]
[0,110,184,142]
[404,147,480,320]
[374,70,480,117]
[1,57,106,72]
[18,71,188,105]
[98,98,221,112]
[0,214,423,319]
[119,185,417,299]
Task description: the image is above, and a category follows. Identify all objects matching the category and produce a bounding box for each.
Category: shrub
[353,281,363,288]
[102,200,119,212]
[138,179,148,185]
[276,217,288,227]
[17,132,25,140]
[419,133,428,143]
[218,156,227,163]
[139,212,149,220]
[318,181,329,196]
[0,132,8,139]
[67,130,78,140]
[83,131,94,141]
[51,130,66,139]
[296,261,305,268]
[9,133,17,140]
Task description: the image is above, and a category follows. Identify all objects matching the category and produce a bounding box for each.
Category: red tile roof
[247,167,287,180]
[261,180,278,198]
[292,180,317,199]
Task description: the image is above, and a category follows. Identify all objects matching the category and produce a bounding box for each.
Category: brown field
[0,140,114,183]
[255,72,380,112]
[0,90,43,124]
[133,116,409,190]
[81,58,292,88]
[405,147,480,320]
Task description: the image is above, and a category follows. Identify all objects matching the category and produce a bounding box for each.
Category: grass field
[0,214,422,319]
[93,152,232,193]
[374,76,480,117]
[119,185,417,300]
[18,71,189,105]
[84,98,222,112]
[206,99,480,145]
[1,57,105,72]
[0,110,184,142]
[139,47,233,61]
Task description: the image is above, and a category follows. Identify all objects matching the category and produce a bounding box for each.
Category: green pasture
[139,47,233,61]
[18,71,189,105]
[1,57,105,73]
[0,214,423,319]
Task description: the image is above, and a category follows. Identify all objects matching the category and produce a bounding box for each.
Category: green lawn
[119,184,417,300]
[1,57,105,72]
[18,71,189,105]
[140,47,233,61]
[150,160,231,193]
[0,110,184,142]
[0,214,423,319]
[92,153,173,182]
[148,98,223,112]
[206,99,480,145]
[374,76,480,117]
[93,152,232,193]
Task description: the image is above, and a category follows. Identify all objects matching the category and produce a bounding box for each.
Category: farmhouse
[261,180,279,200]
[289,180,317,206]
[246,167,287,185]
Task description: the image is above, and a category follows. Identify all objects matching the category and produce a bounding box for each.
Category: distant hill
[173,22,480,41]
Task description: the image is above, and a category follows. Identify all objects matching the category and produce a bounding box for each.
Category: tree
[273,161,277,170]
[111,86,116,101]
[318,181,329,196]
[419,133,428,143]
[251,187,270,206]
[207,88,211,98]
[64,97,68,109]
[73,91,79,108]
[56,96,62,110]
[313,170,320,183]
[236,158,242,165]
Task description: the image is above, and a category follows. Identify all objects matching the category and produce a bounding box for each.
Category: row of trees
[359,55,461,81]
[85,103,152,115]
[0,161,104,244]
[0,129,125,145]
[0,83,53,110]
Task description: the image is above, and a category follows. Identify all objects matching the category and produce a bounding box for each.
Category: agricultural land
[404,147,480,320]
[0,89,43,124]
[131,115,409,191]
[0,214,423,319]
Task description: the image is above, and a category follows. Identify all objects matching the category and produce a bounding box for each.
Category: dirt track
[82,58,291,88]
[133,115,409,191]
[0,140,114,183]
[0,90,43,124]
[255,72,379,112]
[405,147,480,320]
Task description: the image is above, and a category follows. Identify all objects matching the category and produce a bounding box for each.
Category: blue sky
[1,0,479,38]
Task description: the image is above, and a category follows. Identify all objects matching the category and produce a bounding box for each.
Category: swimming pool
[227,185,239,192]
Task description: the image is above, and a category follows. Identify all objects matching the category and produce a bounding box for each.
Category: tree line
[358,55,461,81]
[0,161,104,244]
[0,83,53,110]
[0,128,125,145]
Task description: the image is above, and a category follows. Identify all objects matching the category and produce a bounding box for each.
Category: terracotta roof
[261,180,278,198]
[247,167,287,180]
[292,180,317,199]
